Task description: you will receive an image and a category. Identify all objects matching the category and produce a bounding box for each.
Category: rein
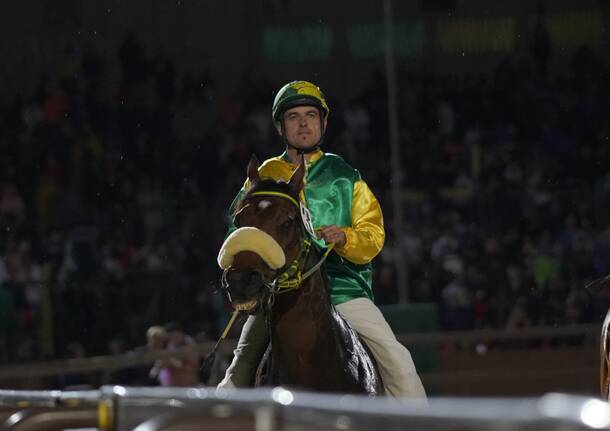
[205,188,335,377]
[272,240,334,294]
[250,190,334,294]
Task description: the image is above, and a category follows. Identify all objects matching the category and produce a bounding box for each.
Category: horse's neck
[274,245,329,310]
[270,261,337,355]
[268,267,370,391]
[273,270,332,320]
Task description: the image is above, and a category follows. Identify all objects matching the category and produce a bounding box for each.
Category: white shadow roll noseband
[217,227,286,270]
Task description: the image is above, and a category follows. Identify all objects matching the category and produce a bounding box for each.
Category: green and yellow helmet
[272,80,330,124]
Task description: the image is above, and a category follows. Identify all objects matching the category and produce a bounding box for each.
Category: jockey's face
[277,105,327,151]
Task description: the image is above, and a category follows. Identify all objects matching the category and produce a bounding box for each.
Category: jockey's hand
[316,225,346,248]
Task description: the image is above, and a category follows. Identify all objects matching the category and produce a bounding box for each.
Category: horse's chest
[274,314,319,353]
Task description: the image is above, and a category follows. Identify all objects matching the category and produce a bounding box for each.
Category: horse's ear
[289,155,305,192]
[247,155,261,184]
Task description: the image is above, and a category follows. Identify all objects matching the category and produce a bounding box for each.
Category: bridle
[222,189,333,299]
[203,188,334,374]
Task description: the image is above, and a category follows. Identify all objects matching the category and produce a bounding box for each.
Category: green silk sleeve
[334,179,385,264]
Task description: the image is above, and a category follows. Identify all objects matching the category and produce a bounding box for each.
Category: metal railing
[2,386,610,431]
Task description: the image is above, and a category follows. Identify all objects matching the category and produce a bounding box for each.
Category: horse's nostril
[224,268,267,308]
[226,268,264,287]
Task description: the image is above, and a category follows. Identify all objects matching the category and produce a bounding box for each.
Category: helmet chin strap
[280,119,326,155]
[285,140,323,154]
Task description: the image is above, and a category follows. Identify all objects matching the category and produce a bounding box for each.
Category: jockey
[218,80,427,400]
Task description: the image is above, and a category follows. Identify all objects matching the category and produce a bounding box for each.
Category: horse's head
[218,155,307,313]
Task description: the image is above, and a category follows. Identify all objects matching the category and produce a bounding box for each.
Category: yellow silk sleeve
[335,180,385,264]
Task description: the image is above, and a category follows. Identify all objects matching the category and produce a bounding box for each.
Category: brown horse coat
[220,156,383,395]
[602,309,610,401]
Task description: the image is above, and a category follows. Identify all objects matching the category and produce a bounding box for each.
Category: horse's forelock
[234,179,303,265]
[241,179,299,207]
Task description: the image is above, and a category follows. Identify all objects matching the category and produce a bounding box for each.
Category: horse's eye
[282,219,293,229]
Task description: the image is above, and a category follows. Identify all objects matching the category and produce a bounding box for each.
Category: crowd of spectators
[0,32,609,368]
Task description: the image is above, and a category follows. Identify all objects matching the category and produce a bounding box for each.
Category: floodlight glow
[580,399,610,429]
[272,387,294,405]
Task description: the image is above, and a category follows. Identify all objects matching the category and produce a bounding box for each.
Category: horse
[602,309,610,401]
[217,156,383,395]
[586,274,610,401]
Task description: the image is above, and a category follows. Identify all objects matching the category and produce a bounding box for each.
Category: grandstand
[0,0,608,415]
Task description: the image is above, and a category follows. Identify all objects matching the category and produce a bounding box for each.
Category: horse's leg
[601,309,610,401]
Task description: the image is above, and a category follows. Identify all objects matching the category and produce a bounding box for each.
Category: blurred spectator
[160,321,200,387]
[506,296,532,329]
[147,325,169,386]
[0,277,17,362]
[441,273,472,330]
[104,337,135,385]
[0,182,25,228]
[0,28,608,366]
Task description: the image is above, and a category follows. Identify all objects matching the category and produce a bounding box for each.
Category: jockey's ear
[289,155,305,192]
[247,155,261,184]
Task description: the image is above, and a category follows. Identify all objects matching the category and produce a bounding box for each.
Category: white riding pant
[217,297,427,400]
